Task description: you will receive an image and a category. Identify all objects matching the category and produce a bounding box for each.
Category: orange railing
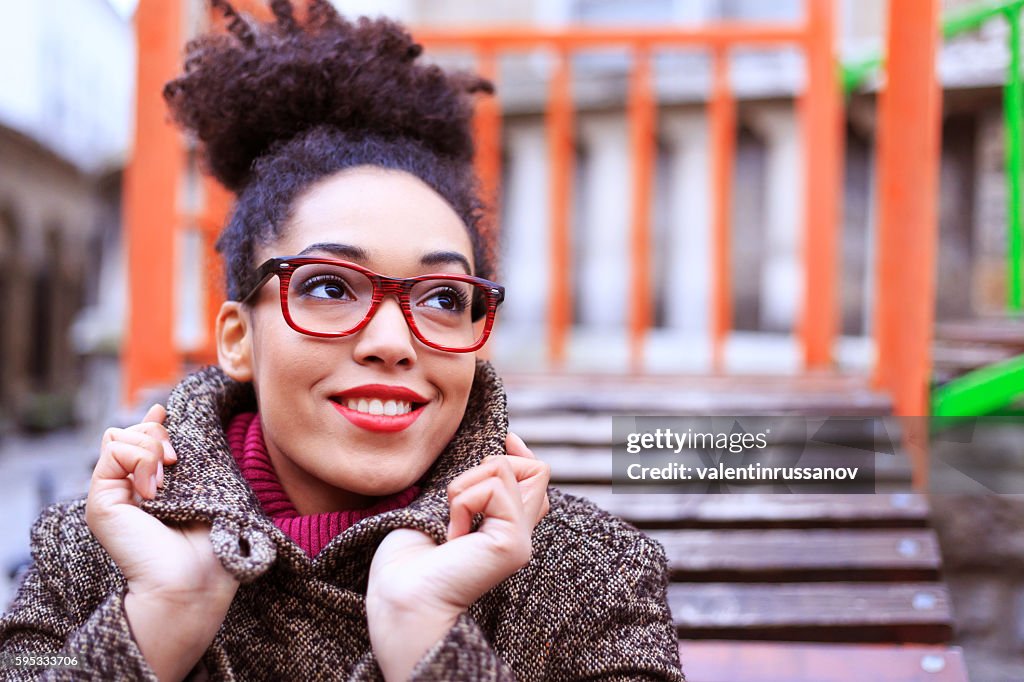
[124,0,940,417]
[414,13,842,374]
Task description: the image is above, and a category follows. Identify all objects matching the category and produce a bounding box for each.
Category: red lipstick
[333,384,429,403]
[330,384,430,433]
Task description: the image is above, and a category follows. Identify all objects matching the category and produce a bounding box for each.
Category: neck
[262,431,377,515]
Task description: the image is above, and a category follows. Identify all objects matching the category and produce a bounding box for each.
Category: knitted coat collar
[137,359,508,589]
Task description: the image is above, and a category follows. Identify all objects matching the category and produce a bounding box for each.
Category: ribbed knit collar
[225,410,420,558]
[136,359,509,588]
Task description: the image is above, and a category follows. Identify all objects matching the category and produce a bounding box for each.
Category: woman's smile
[328,382,431,432]
[330,399,428,432]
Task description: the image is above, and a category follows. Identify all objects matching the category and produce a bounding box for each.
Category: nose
[352,294,418,368]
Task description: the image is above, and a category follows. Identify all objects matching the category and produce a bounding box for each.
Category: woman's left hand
[366,431,550,680]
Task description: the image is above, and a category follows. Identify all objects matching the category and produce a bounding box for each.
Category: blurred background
[1,0,1023,680]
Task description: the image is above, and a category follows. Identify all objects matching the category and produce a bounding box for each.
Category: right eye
[298,275,355,300]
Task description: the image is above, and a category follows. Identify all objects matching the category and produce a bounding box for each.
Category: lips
[329,384,430,433]
[332,384,429,403]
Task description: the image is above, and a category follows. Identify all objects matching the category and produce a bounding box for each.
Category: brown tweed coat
[0,360,686,681]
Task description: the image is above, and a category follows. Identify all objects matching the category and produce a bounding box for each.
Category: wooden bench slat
[556,485,930,529]
[509,414,614,445]
[507,390,894,416]
[503,373,880,391]
[669,582,953,643]
[935,318,1024,347]
[678,641,969,682]
[647,528,940,582]
[502,374,892,413]
[932,340,1017,367]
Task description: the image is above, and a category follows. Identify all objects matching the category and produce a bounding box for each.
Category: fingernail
[157,461,164,488]
[150,473,157,497]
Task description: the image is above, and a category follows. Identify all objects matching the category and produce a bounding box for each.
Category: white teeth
[343,397,413,416]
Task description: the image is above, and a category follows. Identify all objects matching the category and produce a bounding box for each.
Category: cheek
[440,355,477,415]
[254,317,331,374]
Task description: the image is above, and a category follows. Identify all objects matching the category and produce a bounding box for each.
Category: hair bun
[162,0,493,193]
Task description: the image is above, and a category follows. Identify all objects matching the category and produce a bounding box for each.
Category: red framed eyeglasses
[238,256,505,353]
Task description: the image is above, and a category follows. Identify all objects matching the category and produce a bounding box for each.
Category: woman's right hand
[85,403,238,601]
[86,403,239,680]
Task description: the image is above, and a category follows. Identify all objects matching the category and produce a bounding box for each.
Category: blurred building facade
[0,0,132,432]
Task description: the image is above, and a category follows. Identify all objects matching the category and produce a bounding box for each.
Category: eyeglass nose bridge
[361,275,422,335]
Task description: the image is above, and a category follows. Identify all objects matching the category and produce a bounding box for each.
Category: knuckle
[138,435,161,455]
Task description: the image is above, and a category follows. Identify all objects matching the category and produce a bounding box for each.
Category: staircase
[503,372,969,682]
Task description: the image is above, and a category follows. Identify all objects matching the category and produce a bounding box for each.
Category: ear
[216,301,254,382]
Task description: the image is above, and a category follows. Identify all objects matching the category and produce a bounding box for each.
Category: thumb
[142,403,166,425]
[506,431,536,459]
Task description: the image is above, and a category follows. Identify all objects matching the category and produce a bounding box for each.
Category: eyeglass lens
[286,262,487,348]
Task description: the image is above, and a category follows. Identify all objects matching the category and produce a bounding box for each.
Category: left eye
[299,275,355,300]
[421,287,468,311]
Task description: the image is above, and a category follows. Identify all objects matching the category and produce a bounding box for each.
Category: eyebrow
[297,242,473,276]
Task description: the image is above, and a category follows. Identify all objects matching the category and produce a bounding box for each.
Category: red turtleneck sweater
[226,411,420,557]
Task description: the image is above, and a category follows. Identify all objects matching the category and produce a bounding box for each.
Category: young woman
[0,2,685,680]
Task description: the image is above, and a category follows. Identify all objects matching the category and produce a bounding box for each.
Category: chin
[337,470,421,497]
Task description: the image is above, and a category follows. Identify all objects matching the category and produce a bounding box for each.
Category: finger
[448,476,522,541]
[495,456,551,525]
[447,455,519,498]
[505,432,536,460]
[142,403,165,425]
[448,459,522,538]
[102,428,164,462]
[126,421,177,463]
[92,441,161,501]
[448,456,550,528]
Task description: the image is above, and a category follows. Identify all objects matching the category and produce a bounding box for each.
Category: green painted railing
[843,0,1024,311]
[932,353,1024,416]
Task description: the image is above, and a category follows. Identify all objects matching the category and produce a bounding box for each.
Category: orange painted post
[872,0,941,421]
[122,0,185,407]
[193,175,231,366]
[473,48,502,227]
[546,50,574,367]
[709,47,736,374]
[472,47,502,362]
[628,47,656,373]
[800,0,843,370]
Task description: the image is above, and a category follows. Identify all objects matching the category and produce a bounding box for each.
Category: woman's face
[219,166,478,513]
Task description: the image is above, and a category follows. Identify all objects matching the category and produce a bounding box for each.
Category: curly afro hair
[162,0,496,301]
